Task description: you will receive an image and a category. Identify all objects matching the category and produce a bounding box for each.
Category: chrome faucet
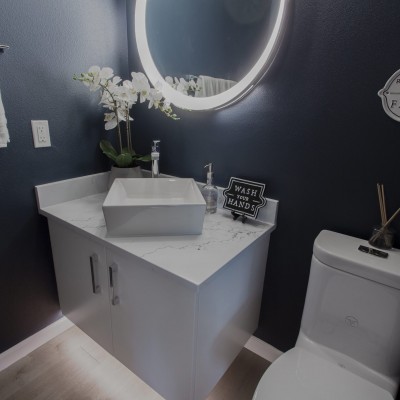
[151,140,160,178]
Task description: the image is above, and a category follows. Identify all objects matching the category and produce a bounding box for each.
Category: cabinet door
[48,221,113,353]
[106,249,197,400]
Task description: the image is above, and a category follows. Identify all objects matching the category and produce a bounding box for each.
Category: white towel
[0,89,10,148]
[195,75,237,97]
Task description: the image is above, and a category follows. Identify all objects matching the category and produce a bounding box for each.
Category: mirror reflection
[146,0,280,97]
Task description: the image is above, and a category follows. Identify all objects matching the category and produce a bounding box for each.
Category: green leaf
[135,154,152,162]
[116,153,133,167]
[99,140,118,162]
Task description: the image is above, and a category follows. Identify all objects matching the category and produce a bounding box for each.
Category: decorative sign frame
[223,177,267,222]
[378,68,400,122]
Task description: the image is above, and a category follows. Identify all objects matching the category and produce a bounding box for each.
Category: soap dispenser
[201,163,218,214]
[151,140,160,178]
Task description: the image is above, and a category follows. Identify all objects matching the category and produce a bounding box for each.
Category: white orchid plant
[74,66,178,168]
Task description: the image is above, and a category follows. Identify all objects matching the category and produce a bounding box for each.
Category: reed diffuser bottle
[368,183,400,249]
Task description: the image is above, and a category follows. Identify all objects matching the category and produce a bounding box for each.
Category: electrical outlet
[31,120,51,148]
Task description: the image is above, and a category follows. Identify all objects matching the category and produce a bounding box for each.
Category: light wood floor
[0,326,270,400]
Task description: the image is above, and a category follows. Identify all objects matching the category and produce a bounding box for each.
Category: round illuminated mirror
[135,0,289,110]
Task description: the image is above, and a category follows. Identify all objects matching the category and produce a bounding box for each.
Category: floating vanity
[35,172,278,400]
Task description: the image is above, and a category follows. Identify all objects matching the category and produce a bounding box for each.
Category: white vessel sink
[103,178,206,236]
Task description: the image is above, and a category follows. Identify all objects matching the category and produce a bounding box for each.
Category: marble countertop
[36,173,278,286]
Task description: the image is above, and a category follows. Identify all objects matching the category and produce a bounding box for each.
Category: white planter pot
[108,166,143,189]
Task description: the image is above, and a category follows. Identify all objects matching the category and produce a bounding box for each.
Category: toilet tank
[297,230,400,394]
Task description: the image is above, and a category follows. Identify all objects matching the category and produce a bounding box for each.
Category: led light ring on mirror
[135,0,289,111]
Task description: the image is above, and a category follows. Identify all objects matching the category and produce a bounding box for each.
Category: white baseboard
[245,335,283,363]
[0,317,74,372]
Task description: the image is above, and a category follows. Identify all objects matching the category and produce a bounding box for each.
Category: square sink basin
[103,178,206,236]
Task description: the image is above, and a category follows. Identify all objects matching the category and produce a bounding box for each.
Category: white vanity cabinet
[36,173,278,400]
[49,219,269,400]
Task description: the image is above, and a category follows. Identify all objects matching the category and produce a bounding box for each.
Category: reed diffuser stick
[381,184,388,224]
[381,207,400,230]
[377,183,385,225]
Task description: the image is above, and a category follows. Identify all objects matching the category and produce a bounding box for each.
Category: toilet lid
[253,347,393,400]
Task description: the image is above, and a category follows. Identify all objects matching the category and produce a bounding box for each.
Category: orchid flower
[131,72,151,103]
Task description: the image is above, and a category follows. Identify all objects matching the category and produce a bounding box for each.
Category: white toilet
[253,230,400,400]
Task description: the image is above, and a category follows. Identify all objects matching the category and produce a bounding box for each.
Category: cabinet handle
[109,263,120,306]
[89,254,101,294]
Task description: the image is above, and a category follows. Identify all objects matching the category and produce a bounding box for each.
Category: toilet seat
[253,347,393,400]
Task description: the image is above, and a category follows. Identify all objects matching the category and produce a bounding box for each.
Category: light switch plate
[31,120,51,148]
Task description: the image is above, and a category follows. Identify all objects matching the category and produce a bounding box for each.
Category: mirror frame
[135,0,290,111]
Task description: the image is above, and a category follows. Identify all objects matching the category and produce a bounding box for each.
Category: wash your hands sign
[223,177,267,220]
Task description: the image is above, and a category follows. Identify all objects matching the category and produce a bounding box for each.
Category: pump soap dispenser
[151,140,160,178]
[201,163,218,214]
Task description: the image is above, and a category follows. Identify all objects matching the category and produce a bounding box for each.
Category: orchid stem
[100,82,122,154]
[126,110,132,153]
[115,110,123,153]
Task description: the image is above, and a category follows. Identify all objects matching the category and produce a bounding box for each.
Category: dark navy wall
[0,0,128,353]
[128,0,400,352]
